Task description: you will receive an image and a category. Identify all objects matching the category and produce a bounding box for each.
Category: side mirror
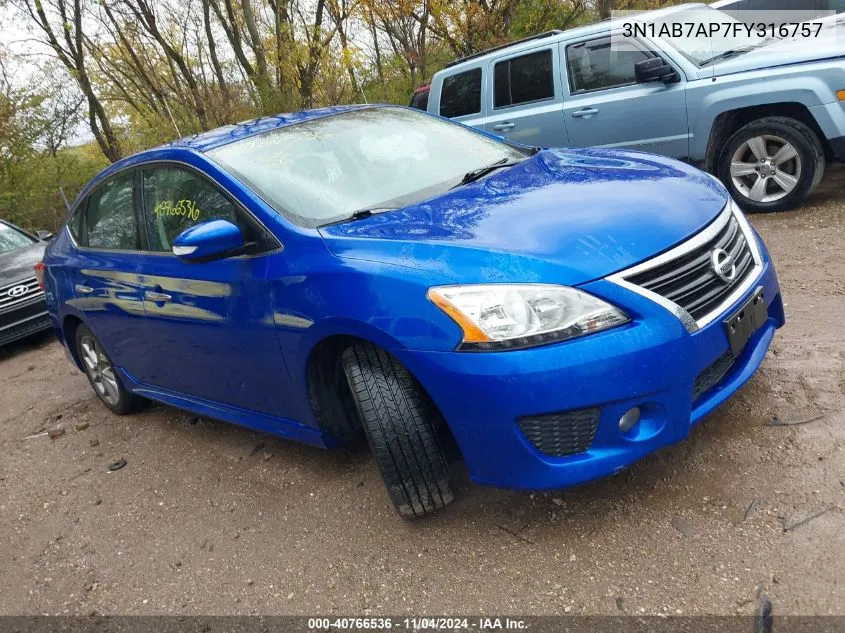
[172,219,244,262]
[36,229,53,241]
[634,58,679,84]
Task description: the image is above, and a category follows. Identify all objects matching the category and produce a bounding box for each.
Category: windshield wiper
[319,206,397,228]
[452,157,524,188]
[699,45,757,67]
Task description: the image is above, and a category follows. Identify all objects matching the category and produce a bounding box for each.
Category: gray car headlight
[427,284,630,351]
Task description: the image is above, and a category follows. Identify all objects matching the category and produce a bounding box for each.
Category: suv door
[66,170,147,378]
[484,46,569,148]
[561,34,689,158]
[135,163,287,417]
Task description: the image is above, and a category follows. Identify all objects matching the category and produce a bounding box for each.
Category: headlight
[427,284,630,351]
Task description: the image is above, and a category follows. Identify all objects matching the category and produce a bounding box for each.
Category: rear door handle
[572,108,599,118]
[75,284,94,295]
[144,291,172,303]
[492,122,515,131]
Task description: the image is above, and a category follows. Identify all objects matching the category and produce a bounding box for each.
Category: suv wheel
[718,116,825,213]
[342,342,454,519]
[75,324,142,415]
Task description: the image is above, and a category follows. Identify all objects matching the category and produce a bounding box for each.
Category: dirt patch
[0,166,843,615]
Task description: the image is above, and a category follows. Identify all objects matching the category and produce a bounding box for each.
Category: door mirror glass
[172,219,244,262]
[634,58,678,83]
[36,229,53,241]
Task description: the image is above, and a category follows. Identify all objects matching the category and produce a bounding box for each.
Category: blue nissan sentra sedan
[39,105,784,518]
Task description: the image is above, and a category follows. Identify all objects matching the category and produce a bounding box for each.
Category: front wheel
[75,324,143,415]
[342,342,454,519]
[718,116,825,214]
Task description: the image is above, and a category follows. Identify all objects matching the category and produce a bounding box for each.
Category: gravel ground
[0,166,843,616]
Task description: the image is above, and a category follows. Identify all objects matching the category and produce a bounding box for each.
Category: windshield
[207,107,527,228]
[0,222,36,255]
[648,7,767,67]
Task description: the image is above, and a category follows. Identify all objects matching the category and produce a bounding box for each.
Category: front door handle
[75,284,94,295]
[492,122,515,131]
[144,291,172,303]
[572,108,599,118]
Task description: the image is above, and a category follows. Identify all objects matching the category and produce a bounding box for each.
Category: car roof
[436,3,704,73]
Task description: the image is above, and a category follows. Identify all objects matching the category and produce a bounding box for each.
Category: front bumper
[0,297,52,346]
[393,256,783,491]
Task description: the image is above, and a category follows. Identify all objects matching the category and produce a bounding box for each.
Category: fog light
[619,407,641,433]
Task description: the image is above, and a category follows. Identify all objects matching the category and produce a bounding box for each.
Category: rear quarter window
[439,68,482,118]
[409,89,430,110]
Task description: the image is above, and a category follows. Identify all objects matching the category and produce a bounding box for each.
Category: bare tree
[19,0,122,161]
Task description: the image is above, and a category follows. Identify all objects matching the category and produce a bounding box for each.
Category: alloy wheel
[80,335,121,406]
[729,135,801,204]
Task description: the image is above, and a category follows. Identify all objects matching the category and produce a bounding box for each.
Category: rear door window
[493,49,554,108]
[439,68,482,118]
[141,165,264,253]
[85,172,139,251]
[566,37,651,93]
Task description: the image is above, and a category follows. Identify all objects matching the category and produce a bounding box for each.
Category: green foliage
[0,143,106,232]
[0,53,105,232]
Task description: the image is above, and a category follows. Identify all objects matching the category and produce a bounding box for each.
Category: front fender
[687,66,841,160]
[268,254,464,425]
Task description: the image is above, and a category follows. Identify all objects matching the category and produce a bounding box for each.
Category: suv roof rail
[443,30,564,69]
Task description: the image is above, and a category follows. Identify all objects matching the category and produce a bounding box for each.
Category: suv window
[566,37,651,93]
[85,172,139,250]
[439,68,482,118]
[409,88,429,110]
[141,165,263,253]
[493,49,554,108]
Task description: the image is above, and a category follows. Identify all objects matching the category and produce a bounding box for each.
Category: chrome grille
[610,205,763,330]
[0,277,43,311]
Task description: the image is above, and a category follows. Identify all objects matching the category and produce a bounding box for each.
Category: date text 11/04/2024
[307,617,527,630]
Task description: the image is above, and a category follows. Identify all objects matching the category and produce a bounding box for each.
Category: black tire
[342,342,454,518]
[718,116,825,214]
[75,324,143,415]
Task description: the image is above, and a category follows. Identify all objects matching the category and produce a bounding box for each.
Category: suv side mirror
[634,58,679,84]
[36,229,53,241]
[172,219,245,262]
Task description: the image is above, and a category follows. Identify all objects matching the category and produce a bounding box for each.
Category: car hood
[0,241,45,286]
[713,14,845,76]
[318,148,729,286]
